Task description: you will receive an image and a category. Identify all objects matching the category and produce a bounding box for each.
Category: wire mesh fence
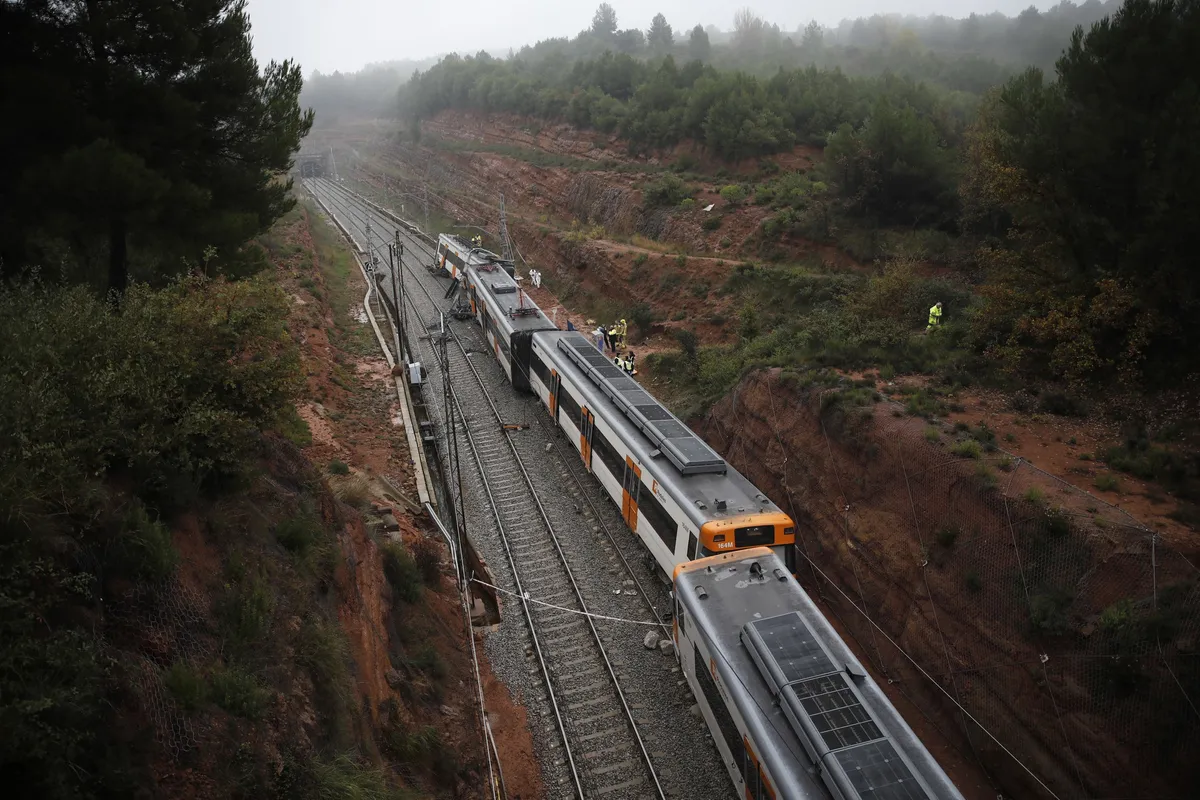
[706,372,1200,800]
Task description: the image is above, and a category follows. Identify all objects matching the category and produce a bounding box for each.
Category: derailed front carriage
[460,253,556,394]
[674,548,965,800]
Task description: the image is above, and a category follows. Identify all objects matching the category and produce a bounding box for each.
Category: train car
[674,548,965,800]
[435,233,513,282]
[529,331,796,579]
[455,262,796,578]
[458,253,557,394]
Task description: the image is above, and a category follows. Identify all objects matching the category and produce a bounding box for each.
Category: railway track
[304,177,690,799]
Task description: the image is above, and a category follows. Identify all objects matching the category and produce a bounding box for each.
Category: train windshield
[734,525,775,547]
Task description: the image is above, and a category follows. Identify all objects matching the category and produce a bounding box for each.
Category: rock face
[697,368,1198,800]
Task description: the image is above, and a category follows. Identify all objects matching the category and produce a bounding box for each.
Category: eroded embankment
[696,369,1198,800]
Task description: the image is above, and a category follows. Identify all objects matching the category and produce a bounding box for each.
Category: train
[434,233,796,580]
[675,548,964,800]
[432,233,963,799]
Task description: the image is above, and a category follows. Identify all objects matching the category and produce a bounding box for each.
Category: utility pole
[329,146,338,181]
[498,193,514,262]
[395,230,405,358]
[388,243,402,364]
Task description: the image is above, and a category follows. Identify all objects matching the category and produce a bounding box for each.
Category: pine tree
[0,0,313,294]
[648,13,674,51]
[688,25,711,61]
[591,3,618,37]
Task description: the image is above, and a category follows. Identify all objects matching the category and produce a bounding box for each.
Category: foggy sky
[245,0,1061,75]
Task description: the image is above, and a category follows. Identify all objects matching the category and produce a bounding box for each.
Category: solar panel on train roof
[835,741,929,799]
[742,612,932,800]
[556,334,725,475]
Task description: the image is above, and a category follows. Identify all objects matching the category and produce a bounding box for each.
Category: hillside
[302,6,1200,795]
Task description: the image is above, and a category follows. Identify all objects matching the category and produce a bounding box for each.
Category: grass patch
[381,542,423,604]
[216,571,276,660]
[276,510,323,555]
[164,662,207,712]
[923,426,941,443]
[328,459,350,475]
[1024,487,1046,505]
[1094,473,1122,493]
[275,406,312,447]
[950,440,982,459]
[210,665,271,719]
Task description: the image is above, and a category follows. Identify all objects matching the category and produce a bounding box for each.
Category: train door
[548,370,560,419]
[621,457,641,531]
[785,544,797,576]
[579,408,595,470]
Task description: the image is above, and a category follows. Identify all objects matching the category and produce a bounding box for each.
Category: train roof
[438,233,514,271]
[467,259,557,334]
[676,549,965,800]
[538,331,782,526]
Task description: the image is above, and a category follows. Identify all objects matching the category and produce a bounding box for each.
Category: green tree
[591,3,618,37]
[0,0,313,294]
[648,13,674,52]
[963,0,1200,387]
[688,25,712,61]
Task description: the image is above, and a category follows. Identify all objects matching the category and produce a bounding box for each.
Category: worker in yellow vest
[616,318,628,348]
[927,302,943,333]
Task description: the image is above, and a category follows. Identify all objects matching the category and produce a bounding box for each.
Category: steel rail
[307,177,667,798]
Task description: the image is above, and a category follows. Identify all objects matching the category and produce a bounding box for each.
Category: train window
[558,387,581,427]
[743,739,765,799]
[591,427,623,481]
[695,646,743,783]
[688,533,699,560]
[735,525,775,548]
[638,481,677,553]
[530,349,549,386]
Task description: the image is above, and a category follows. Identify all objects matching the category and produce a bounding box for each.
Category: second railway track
[304,176,731,800]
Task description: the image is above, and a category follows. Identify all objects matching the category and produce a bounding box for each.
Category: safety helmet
[621,318,626,324]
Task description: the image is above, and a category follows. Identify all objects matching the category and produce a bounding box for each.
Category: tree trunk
[108,217,127,295]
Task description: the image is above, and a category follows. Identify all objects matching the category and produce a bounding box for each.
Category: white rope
[471,578,661,627]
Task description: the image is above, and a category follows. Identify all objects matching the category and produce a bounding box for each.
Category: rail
[305,178,667,799]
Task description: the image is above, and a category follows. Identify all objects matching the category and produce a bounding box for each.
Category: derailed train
[435,233,796,578]
[433,233,963,800]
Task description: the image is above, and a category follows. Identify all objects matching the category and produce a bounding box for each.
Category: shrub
[410,537,443,586]
[305,754,409,800]
[164,662,208,712]
[328,460,350,475]
[923,427,941,443]
[217,573,275,657]
[409,645,447,680]
[119,503,178,581]
[702,215,722,231]
[632,252,648,267]
[936,525,960,548]
[675,253,687,267]
[950,440,982,459]
[675,329,699,363]
[210,666,270,719]
[1024,487,1046,505]
[965,571,983,593]
[1028,587,1073,635]
[276,511,323,555]
[1038,391,1090,417]
[643,174,691,207]
[1094,473,1122,493]
[719,184,747,204]
[679,198,696,210]
[718,235,732,248]
[879,364,896,381]
[629,303,656,343]
[381,542,422,604]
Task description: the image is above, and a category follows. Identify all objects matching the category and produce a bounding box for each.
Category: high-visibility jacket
[617,320,628,337]
[928,305,943,327]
